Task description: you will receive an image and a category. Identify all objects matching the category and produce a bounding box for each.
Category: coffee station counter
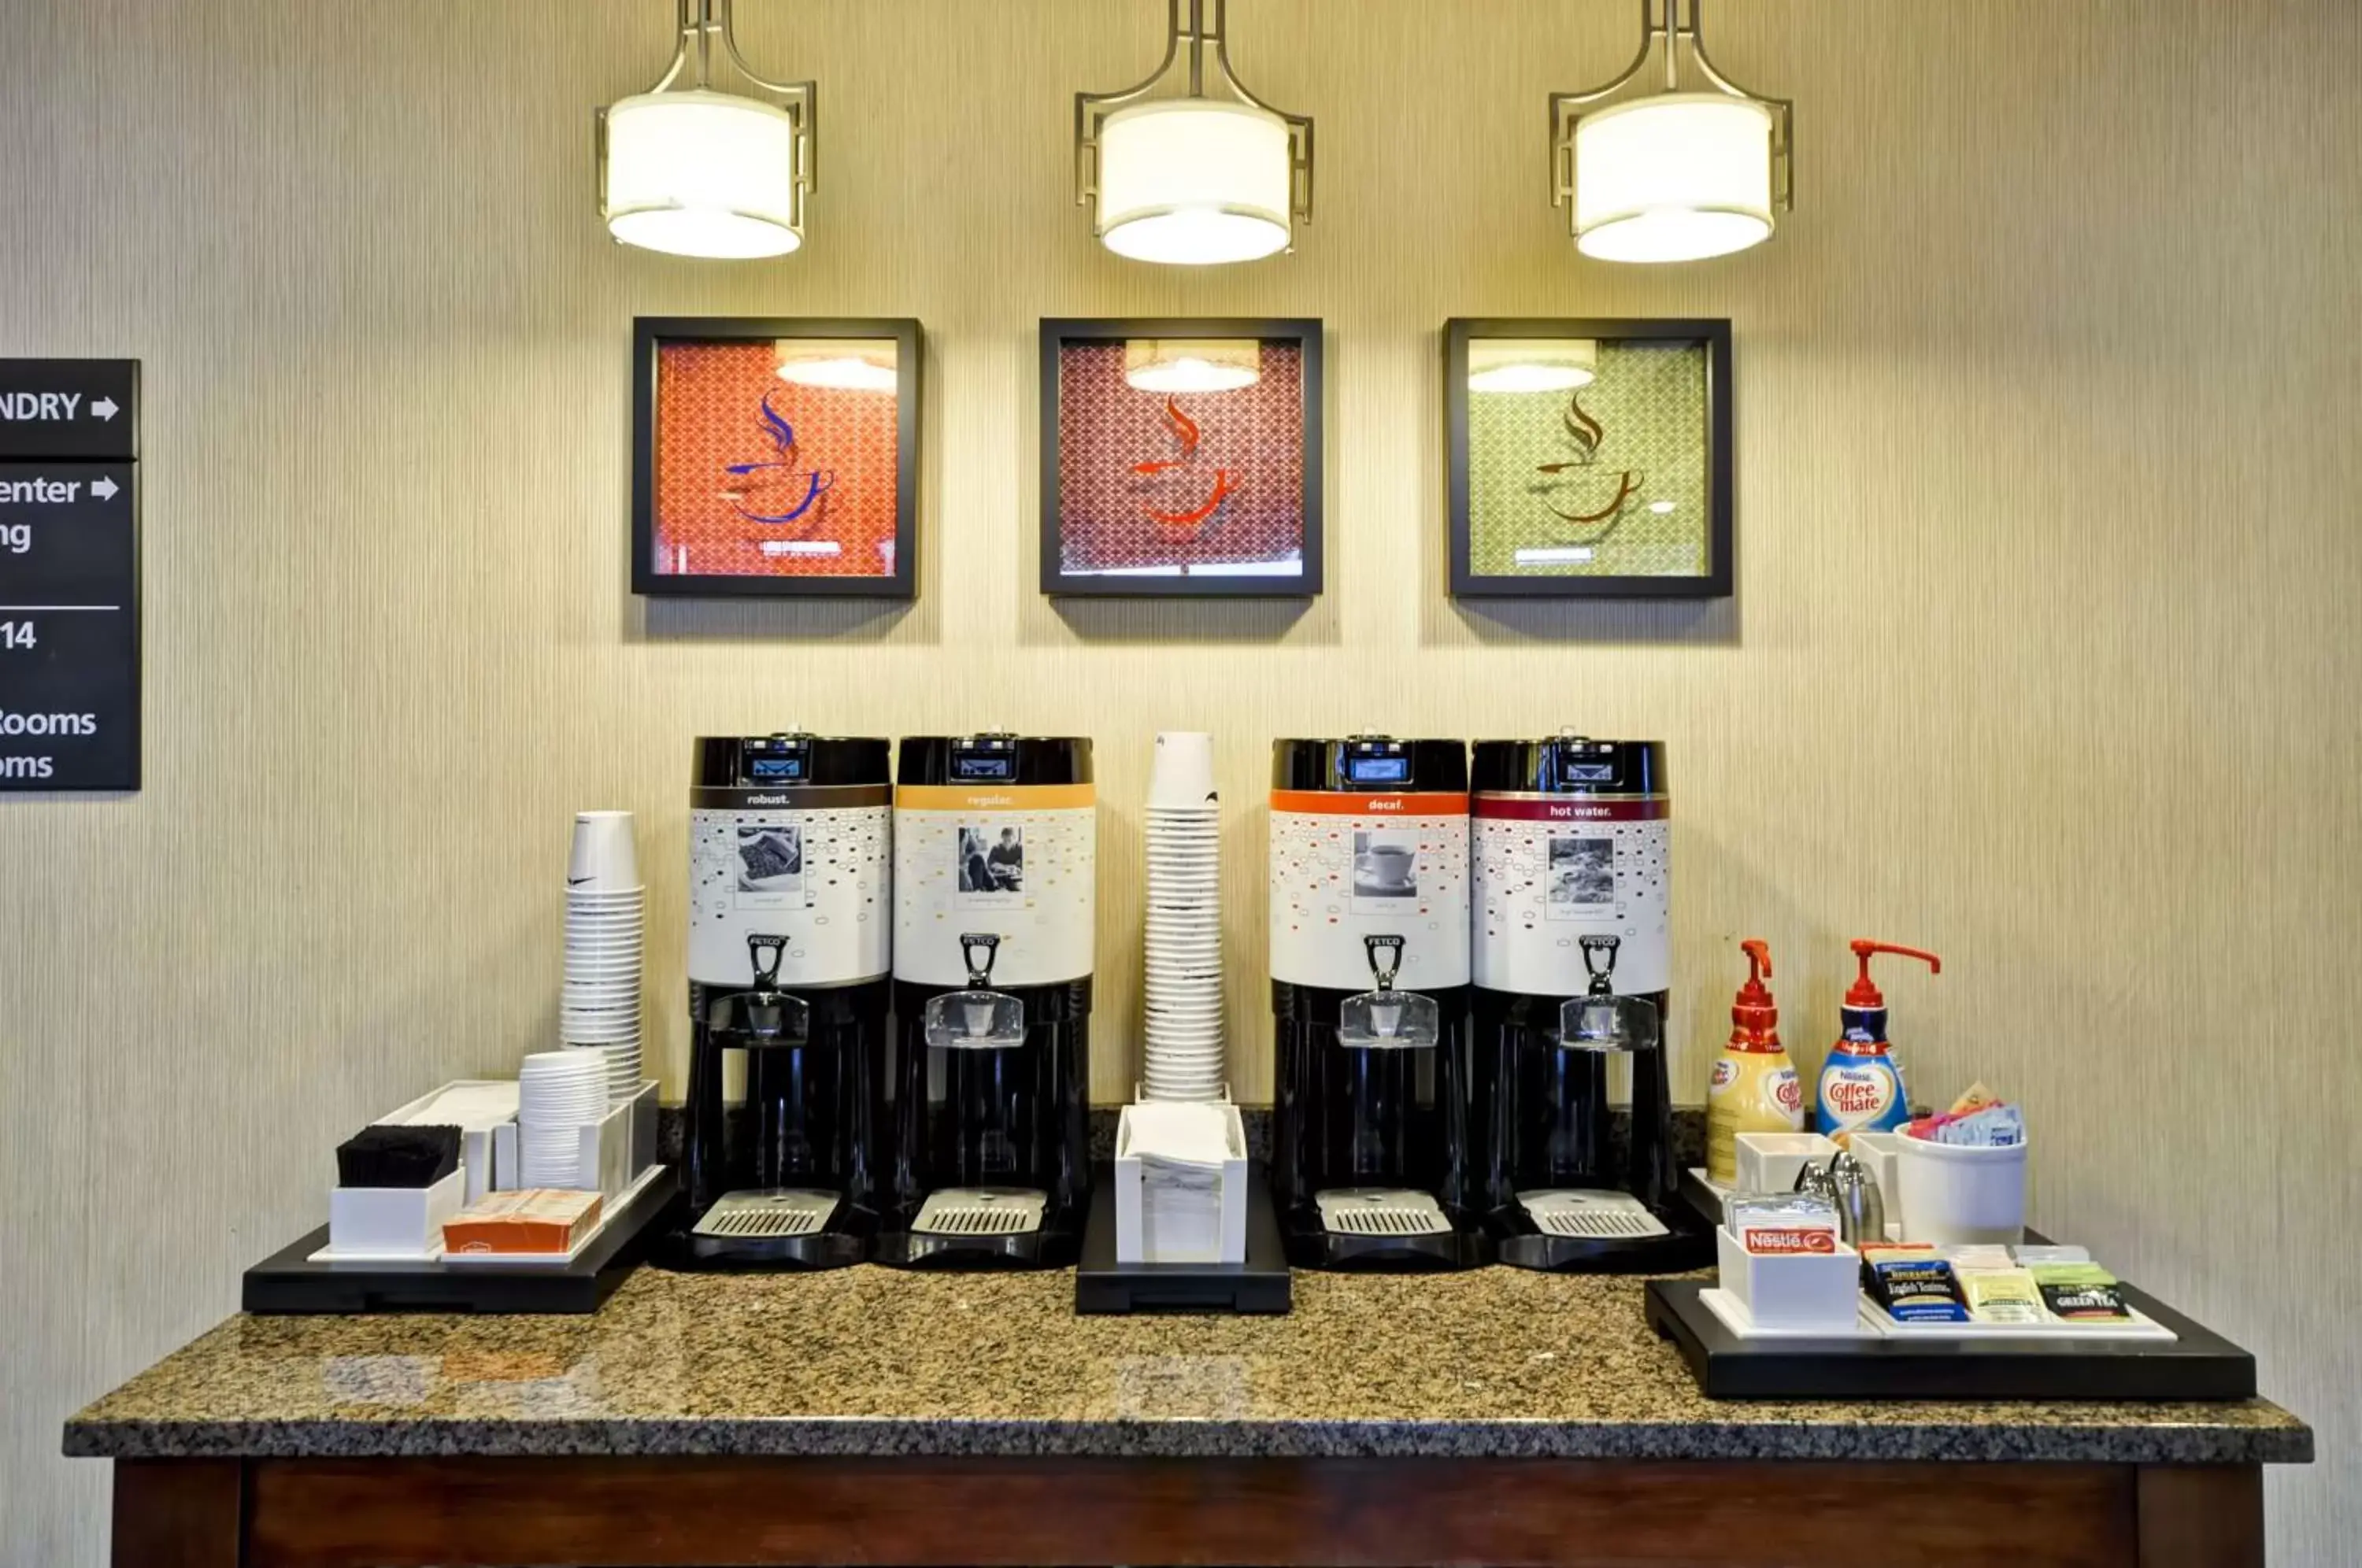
[68,1266,2308,1567]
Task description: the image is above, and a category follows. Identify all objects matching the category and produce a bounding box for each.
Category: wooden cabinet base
[113,1455,2267,1568]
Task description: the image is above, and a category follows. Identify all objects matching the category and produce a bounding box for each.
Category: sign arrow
[91,475,119,501]
[91,397,119,421]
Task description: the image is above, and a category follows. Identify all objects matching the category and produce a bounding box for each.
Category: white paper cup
[567,812,639,891]
[1147,732,1217,808]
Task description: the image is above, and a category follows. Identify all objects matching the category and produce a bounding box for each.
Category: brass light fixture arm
[1075,0,1314,226]
[1547,0,1791,219]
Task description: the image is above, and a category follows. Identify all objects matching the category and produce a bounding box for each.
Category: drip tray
[694,1189,840,1241]
[913,1187,1046,1238]
[1315,1188,1452,1238]
[1519,1189,1671,1241]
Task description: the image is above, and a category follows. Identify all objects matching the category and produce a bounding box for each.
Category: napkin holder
[1114,1100,1249,1266]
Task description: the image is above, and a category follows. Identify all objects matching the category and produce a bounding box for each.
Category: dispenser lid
[898,734,1094,788]
[693,733,891,790]
[1272,735,1468,793]
[1472,732,1665,795]
[1845,939,1942,1008]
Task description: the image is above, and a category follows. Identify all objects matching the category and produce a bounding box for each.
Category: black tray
[1645,1278,2257,1401]
[241,1170,675,1315]
[1075,1164,1292,1315]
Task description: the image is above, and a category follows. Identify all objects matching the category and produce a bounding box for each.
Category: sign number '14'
[0,621,34,651]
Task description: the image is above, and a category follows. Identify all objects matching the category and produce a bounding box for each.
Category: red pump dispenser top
[1730,938,1779,1047]
[1845,939,1942,1008]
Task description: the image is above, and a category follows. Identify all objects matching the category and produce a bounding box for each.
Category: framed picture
[1446,318,1732,599]
[1040,318,1323,597]
[632,317,921,597]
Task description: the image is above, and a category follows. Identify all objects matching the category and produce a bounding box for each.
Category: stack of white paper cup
[1142,733,1224,1102]
[561,811,643,1103]
[518,1050,606,1189]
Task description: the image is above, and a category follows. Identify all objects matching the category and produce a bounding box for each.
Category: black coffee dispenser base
[1075,1166,1292,1315]
[1490,1207,1713,1274]
[649,1213,874,1273]
[1282,1213,1494,1272]
[872,1223,1082,1270]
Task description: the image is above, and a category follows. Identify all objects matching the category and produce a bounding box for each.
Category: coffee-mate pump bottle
[1705,939,1804,1185]
[1815,939,1942,1144]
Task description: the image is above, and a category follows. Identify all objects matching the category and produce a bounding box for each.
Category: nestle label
[1745,1228,1838,1256]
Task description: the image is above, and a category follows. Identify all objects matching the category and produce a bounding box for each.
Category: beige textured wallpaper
[2,0,2356,1560]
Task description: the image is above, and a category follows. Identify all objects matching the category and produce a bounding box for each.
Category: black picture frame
[632,316,922,599]
[1446,317,1733,600]
[1039,317,1324,599]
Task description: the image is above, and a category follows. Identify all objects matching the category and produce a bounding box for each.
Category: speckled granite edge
[63,1413,2312,1466]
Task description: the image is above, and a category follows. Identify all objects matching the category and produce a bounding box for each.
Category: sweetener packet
[1929,1102,2026,1148]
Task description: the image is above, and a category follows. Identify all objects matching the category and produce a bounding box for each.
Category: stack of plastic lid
[1141,733,1224,1102]
[516,1050,606,1189]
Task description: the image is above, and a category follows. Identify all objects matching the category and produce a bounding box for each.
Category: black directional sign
[0,360,138,461]
[0,361,140,792]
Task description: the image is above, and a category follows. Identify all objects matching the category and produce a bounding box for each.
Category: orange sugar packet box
[442,1189,602,1256]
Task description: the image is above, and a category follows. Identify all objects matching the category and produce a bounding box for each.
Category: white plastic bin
[1733,1130,1838,1196]
[328,1169,466,1258]
[1715,1224,1860,1332]
[1893,1132,2028,1245]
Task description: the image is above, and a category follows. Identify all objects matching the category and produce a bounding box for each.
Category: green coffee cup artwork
[1447,320,1732,600]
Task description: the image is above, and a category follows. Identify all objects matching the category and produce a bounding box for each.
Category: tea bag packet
[1960,1267,2044,1325]
[2031,1263,2133,1322]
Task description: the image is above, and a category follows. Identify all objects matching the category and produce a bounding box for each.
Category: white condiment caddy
[311,1078,658,1264]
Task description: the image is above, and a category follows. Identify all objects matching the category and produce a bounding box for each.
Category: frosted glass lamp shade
[603,90,805,260]
[1124,338,1262,393]
[1468,338,1597,394]
[1574,94,1775,263]
[777,338,899,392]
[1096,101,1293,265]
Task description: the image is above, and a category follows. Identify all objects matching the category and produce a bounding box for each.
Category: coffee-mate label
[1707,1052,1805,1184]
[1816,1055,1907,1137]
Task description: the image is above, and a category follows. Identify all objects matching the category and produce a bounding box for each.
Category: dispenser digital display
[951,753,1015,782]
[1345,756,1409,784]
[748,756,805,782]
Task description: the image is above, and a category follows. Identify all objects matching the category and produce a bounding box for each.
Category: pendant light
[1549,0,1792,264]
[598,0,816,260]
[1076,0,1313,265]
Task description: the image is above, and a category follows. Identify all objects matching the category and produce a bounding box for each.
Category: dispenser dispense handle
[960,933,1002,989]
[1362,934,1403,993]
[746,934,787,989]
[1741,938,1772,984]
[1580,934,1623,994]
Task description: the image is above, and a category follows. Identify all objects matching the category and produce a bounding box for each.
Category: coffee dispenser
[876,734,1095,1267]
[673,734,893,1270]
[1468,733,1705,1271]
[1268,736,1486,1269]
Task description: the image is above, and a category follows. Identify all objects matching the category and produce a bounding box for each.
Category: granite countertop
[65,1267,2311,1464]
